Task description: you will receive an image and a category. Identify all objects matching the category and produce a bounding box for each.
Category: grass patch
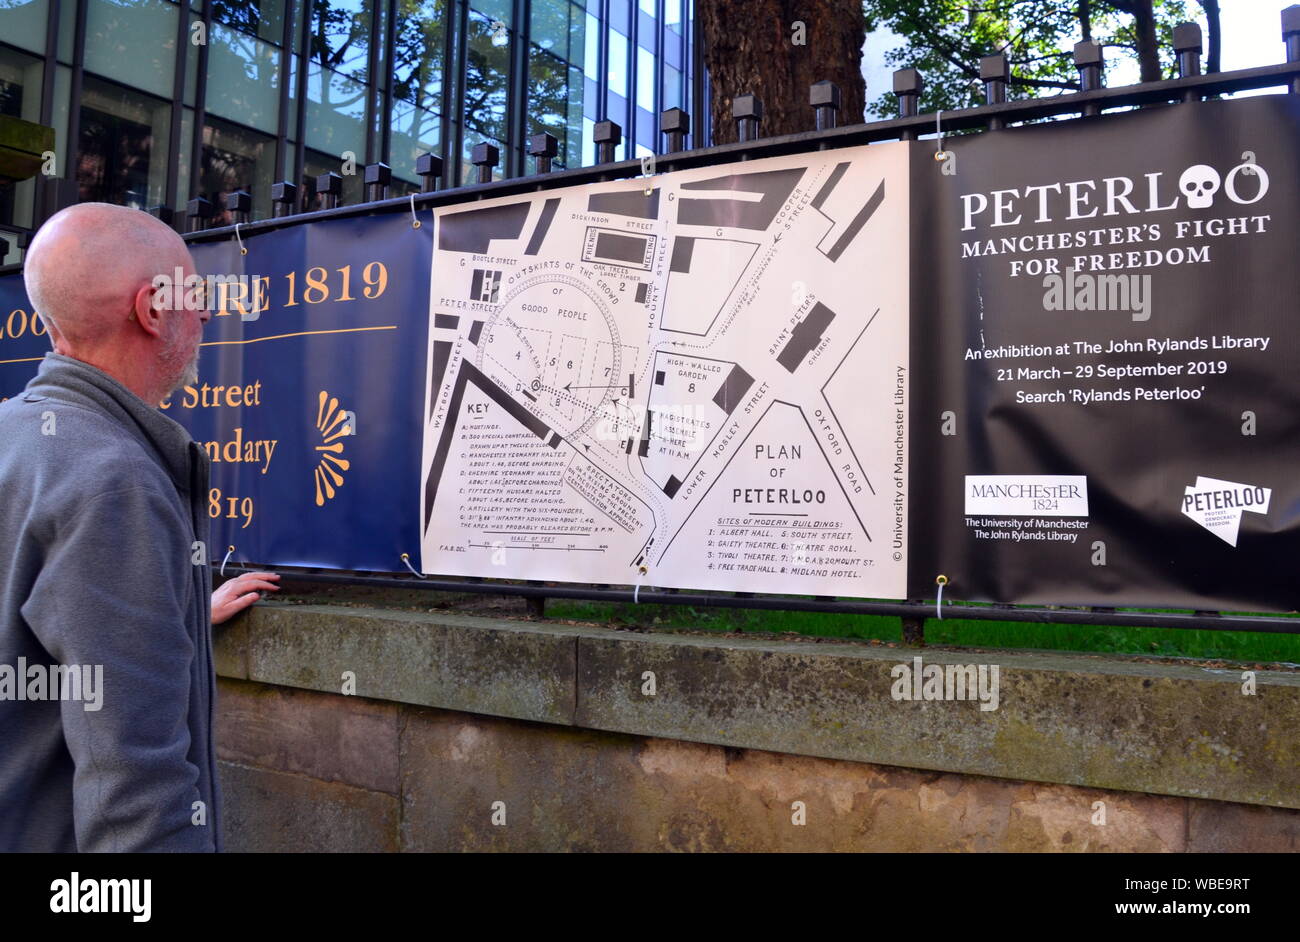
[543,599,1300,664]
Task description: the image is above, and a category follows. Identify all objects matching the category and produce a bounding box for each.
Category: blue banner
[1,209,433,572]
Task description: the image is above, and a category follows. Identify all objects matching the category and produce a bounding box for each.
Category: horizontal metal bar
[221,565,1300,634]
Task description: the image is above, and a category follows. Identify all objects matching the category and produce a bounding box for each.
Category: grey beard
[173,348,200,393]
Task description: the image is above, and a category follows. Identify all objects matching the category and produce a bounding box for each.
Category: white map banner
[420,143,909,598]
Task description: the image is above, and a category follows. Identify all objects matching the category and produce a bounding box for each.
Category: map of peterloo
[420,143,909,597]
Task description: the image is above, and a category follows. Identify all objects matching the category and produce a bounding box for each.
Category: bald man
[0,203,277,852]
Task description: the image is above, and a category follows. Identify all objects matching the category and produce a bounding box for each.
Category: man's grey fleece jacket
[0,352,221,851]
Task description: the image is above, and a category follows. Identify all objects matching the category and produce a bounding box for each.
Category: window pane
[635,106,652,147]
[304,61,367,162]
[0,0,48,55]
[566,1,587,70]
[200,115,276,224]
[565,64,583,168]
[51,63,70,173]
[665,0,681,31]
[463,10,510,139]
[303,146,364,206]
[392,0,447,113]
[390,98,440,183]
[605,89,627,152]
[59,0,75,61]
[0,47,42,121]
[185,13,200,105]
[582,12,598,80]
[0,46,43,256]
[528,46,578,168]
[608,0,628,32]
[663,63,681,110]
[527,1,586,172]
[76,76,171,210]
[212,0,287,44]
[308,0,372,80]
[636,46,654,112]
[530,0,569,60]
[176,106,194,210]
[206,23,283,134]
[470,0,511,29]
[284,52,300,140]
[607,27,627,98]
[84,0,178,99]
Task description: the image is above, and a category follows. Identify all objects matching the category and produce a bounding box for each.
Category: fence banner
[908,95,1300,611]
[1,210,434,572]
[0,93,1297,613]
[420,144,910,596]
[0,277,46,402]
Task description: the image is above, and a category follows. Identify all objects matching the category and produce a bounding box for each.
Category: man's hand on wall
[212,571,281,625]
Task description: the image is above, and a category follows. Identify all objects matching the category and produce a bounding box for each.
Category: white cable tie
[400,552,427,578]
[234,222,247,255]
[220,545,234,577]
[936,580,944,620]
[409,193,421,228]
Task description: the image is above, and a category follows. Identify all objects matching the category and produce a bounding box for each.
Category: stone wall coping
[214,602,1300,809]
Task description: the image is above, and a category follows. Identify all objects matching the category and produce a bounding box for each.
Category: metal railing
[215,17,1300,640]
[12,13,1300,639]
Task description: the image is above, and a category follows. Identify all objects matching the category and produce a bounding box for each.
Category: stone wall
[212,600,1300,851]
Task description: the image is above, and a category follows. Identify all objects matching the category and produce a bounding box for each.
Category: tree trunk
[1200,0,1221,73]
[698,0,865,146]
[1129,0,1162,82]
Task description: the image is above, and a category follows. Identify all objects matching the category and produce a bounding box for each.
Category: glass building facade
[0,0,699,264]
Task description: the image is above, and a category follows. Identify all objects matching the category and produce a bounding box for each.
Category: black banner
[910,95,1300,611]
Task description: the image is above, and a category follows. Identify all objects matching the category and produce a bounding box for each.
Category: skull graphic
[1179,164,1220,209]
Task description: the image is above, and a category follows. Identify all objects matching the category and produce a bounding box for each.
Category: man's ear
[43,316,74,356]
[133,281,166,339]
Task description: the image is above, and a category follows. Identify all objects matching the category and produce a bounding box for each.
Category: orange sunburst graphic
[313,390,353,506]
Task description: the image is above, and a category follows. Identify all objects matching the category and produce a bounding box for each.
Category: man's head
[24,203,209,405]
